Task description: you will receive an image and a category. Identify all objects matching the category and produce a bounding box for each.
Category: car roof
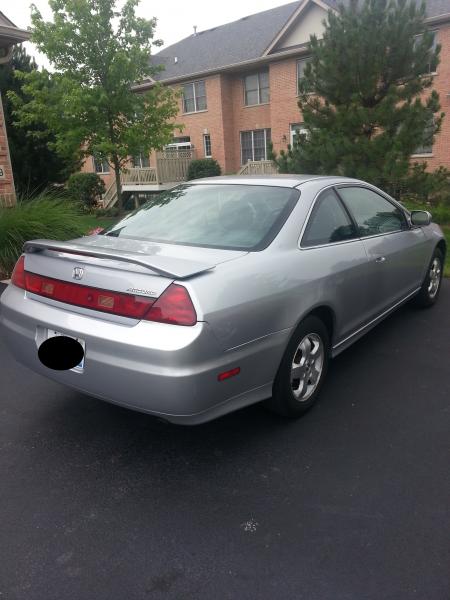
[189,175,362,188]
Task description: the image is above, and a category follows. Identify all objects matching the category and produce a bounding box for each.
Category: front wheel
[266,316,330,418]
[414,248,444,308]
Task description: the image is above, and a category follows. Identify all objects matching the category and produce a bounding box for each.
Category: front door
[337,185,428,318]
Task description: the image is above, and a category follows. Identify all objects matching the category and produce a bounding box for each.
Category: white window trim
[240,129,271,164]
[414,29,439,76]
[296,57,314,96]
[290,123,309,147]
[243,71,270,107]
[132,153,150,168]
[183,80,207,114]
[203,134,212,158]
[93,156,110,174]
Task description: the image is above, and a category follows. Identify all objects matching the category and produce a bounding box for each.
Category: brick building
[84,0,450,187]
[0,12,29,207]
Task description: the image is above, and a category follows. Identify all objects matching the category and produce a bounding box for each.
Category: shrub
[187,159,221,181]
[0,195,85,277]
[403,200,450,226]
[67,172,106,211]
[95,205,121,218]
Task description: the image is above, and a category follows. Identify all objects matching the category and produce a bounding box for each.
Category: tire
[266,315,330,418]
[413,248,444,308]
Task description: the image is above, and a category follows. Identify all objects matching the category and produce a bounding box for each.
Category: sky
[4,0,292,68]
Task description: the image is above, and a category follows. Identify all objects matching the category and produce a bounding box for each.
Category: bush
[383,164,450,206]
[0,195,85,277]
[403,200,450,226]
[95,205,121,218]
[67,172,106,211]
[187,159,221,181]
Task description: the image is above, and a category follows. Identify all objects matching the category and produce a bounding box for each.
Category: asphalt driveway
[0,281,449,600]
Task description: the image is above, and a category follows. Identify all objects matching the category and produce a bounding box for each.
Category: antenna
[193,25,197,36]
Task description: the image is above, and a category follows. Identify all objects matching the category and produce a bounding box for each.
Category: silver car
[0,176,446,424]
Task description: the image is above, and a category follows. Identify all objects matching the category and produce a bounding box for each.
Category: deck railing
[101,149,196,208]
[121,167,157,185]
[238,160,278,176]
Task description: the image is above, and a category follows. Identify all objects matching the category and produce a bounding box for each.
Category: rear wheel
[414,248,443,308]
[266,316,330,418]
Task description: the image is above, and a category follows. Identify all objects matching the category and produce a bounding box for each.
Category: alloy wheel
[428,257,442,299]
[290,333,324,402]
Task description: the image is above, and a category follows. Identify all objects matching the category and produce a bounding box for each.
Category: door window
[338,187,408,237]
[302,188,356,247]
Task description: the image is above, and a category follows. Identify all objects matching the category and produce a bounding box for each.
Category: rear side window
[338,187,408,237]
[302,188,356,247]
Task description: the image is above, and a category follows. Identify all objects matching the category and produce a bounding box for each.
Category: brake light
[13,261,197,325]
[10,255,26,289]
[23,272,155,319]
[145,284,197,326]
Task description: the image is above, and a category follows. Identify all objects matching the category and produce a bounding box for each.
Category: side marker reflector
[218,367,241,382]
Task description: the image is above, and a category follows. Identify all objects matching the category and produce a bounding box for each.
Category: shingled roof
[150,0,450,83]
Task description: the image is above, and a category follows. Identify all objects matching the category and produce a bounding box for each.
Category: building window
[93,156,110,174]
[131,153,150,168]
[297,58,311,94]
[290,123,309,147]
[240,129,271,164]
[413,114,435,155]
[244,70,270,106]
[203,134,212,158]
[414,31,438,74]
[183,81,207,113]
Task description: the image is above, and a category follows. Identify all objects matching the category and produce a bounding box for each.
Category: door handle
[375,256,386,263]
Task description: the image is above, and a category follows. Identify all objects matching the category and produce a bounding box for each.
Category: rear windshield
[102,184,300,251]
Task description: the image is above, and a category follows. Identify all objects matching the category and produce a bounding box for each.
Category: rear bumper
[0,285,286,424]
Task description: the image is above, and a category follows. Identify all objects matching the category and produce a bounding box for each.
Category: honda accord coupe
[0,175,446,424]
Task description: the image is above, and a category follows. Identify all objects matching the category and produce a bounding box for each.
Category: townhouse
[85,0,450,191]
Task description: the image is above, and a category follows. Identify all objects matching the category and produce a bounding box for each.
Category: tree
[273,0,444,188]
[10,0,179,214]
[0,46,78,195]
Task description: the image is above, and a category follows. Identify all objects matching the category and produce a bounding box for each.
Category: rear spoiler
[23,239,215,280]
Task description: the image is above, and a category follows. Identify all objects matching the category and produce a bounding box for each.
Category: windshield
[103,184,300,251]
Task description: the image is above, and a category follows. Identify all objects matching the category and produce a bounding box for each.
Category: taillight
[23,272,155,319]
[144,283,197,326]
[10,255,26,289]
[14,261,197,325]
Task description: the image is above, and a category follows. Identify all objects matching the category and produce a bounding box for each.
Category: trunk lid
[23,236,247,312]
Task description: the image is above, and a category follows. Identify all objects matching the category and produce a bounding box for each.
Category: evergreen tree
[0,46,78,195]
[274,0,444,188]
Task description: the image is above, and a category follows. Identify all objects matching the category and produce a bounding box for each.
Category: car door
[300,186,372,341]
[337,185,428,318]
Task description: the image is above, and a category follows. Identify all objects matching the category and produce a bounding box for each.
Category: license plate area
[46,329,86,372]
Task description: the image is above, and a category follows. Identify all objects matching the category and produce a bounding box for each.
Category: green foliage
[403,199,450,226]
[187,159,222,181]
[0,195,85,276]
[0,46,79,195]
[67,172,106,210]
[274,0,444,187]
[400,164,450,205]
[9,0,180,214]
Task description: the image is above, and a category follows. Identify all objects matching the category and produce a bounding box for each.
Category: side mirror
[410,210,432,227]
